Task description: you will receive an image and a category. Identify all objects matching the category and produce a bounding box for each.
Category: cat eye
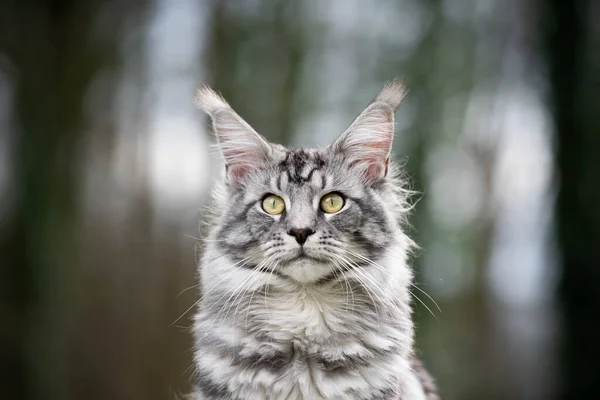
[262,194,285,215]
[320,192,345,214]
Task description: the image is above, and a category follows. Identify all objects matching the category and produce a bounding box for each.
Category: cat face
[214,148,399,283]
[197,80,409,283]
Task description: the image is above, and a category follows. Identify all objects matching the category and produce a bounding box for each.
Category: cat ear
[332,79,407,182]
[196,85,272,186]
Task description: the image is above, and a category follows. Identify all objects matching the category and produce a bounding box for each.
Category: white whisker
[345,248,441,316]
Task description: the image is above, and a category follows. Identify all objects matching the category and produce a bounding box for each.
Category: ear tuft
[332,78,407,183]
[196,85,272,187]
[375,78,408,111]
[195,85,230,115]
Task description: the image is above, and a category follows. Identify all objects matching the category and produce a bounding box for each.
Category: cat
[191,79,440,400]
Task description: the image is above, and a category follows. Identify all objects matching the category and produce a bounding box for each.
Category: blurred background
[1,0,599,399]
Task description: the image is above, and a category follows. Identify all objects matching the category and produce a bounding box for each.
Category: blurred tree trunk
[0,1,144,399]
[543,0,600,397]
[0,2,95,398]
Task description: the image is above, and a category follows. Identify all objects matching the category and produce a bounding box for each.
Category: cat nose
[287,228,315,245]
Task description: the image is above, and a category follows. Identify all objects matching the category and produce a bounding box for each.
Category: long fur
[192,79,438,400]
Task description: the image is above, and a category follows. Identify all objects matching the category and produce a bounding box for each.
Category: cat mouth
[285,248,327,264]
[287,249,312,262]
[277,249,336,283]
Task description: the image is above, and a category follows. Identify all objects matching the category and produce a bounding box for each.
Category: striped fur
[192,80,438,399]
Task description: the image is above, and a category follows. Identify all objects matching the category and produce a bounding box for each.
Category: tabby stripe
[196,368,231,398]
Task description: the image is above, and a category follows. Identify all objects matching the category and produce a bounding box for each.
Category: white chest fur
[194,273,418,399]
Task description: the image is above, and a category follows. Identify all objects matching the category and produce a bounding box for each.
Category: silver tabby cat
[192,80,439,400]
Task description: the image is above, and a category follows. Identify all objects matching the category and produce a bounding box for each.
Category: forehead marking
[279,150,325,185]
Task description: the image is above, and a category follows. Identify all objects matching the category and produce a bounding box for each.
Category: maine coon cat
[192,79,439,400]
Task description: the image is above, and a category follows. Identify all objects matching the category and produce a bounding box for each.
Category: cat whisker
[351,259,438,321]
[409,284,442,315]
[409,288,439,321]
[223,266,261,323]
[208,254,277,333]
[176,283,200,298]
[171,266,239,328]
[326,255,356,314]
[210,258,267,329]
[230,259,273,326]
[173,252,263,327]
[183,233,203,241]
[329,254,383,320]
[264,258,279,316]
[337,254,399,312]
[345,249,442,316]
[244,259,275,327]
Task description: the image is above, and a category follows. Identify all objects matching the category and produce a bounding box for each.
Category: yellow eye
[320,193,345,214]
[262,194,285,215]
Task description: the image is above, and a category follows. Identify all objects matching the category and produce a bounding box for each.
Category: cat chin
[279,258,335,284]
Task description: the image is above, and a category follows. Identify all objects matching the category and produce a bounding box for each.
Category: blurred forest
[1,0,599,399]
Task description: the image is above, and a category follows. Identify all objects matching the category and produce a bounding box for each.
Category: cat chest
[235,287,400,369]
[195,327,405,399]
[223,334,402,400]
[232,305,401,397]
[194,288,408,398]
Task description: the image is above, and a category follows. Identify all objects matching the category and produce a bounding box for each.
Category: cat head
[196,80,412,283]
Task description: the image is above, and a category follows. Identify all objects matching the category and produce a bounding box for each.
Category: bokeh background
[1,0,599,399]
